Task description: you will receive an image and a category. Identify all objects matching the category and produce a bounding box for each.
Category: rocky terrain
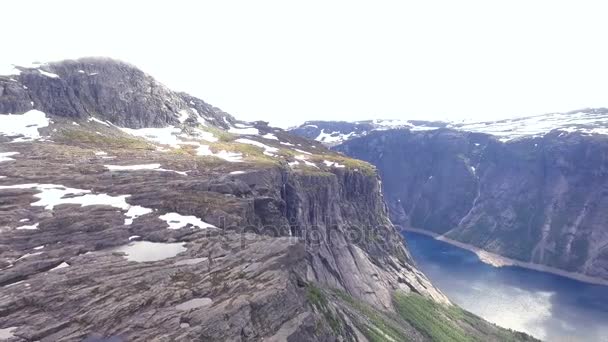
[300,122,608,285]
[0,58,536,341]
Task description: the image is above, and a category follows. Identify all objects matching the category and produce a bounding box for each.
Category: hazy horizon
[2,0,607,128]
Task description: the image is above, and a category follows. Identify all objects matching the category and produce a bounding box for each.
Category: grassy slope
[308,286,539,342]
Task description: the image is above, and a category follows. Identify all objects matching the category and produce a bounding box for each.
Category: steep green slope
[307,286,538,342]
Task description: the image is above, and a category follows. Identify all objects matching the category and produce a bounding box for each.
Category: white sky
[2,0,607,127]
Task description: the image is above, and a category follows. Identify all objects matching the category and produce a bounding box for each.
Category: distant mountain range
[291,108,608,145]
[291,109,608,285]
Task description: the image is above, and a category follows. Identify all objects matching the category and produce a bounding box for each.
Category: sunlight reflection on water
[405,232,608,342]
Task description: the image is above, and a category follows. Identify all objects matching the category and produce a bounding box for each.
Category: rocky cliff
[0,58,535,341]
[334,128,608,284]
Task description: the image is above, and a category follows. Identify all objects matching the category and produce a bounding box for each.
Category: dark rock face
[0,57,235,129]
[336,128,608,281]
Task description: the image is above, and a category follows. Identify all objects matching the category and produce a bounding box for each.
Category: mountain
[291,108,608,145]
[0,58,535,341]
[291,111,608,285]
[290,119,448,146]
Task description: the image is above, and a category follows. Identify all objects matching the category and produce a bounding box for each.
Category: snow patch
[449,110,608,141]
[177,109,190,123]
[124,206,153,225]
[88,117,111,127]
[38,69,60,78]
[0,327,17,340]
[315,129,355,144]
[294,155,318,168]
[16,251,43,261]
[0,63,21,76]
[120,126,182,147]
[0,152,19,162]
[261,133,279,140]
[294,148,312,155]
[196,145,243,162]
[182,128,218,142]
[16,223,39,230]
[49,262,69,271]
[235,138,278,156]
[105,163,187,176]
[0,183,153,226]
[323,160,345,168]
[159,212,215,230]
[229,125,259,135]
[0,110,50,142]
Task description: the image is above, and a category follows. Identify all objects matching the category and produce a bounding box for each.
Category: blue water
[404,232,608,342]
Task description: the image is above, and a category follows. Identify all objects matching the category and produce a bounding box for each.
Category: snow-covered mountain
[290,108,608,145]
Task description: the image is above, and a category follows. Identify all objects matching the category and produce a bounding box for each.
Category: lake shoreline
[402,227,608,287]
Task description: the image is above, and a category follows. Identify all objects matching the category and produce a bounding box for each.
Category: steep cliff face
[336,128,608,283]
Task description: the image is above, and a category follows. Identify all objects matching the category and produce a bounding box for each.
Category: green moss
[328,289,537,342]
[208,141,278,166]
[393,292,538,342]
[59,129,153,150]
[306,285,344,335]
[334,290,411,341]
[310,153,377,176]
[393,292,472,341]
[170,144,198,156]
[295,168,335,177]
[307,284,329,309]
[200,126,236,142]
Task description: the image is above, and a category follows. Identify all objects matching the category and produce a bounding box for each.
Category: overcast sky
[2,0,607,127]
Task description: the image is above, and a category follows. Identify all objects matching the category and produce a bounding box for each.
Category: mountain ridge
[290,107,608,145]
